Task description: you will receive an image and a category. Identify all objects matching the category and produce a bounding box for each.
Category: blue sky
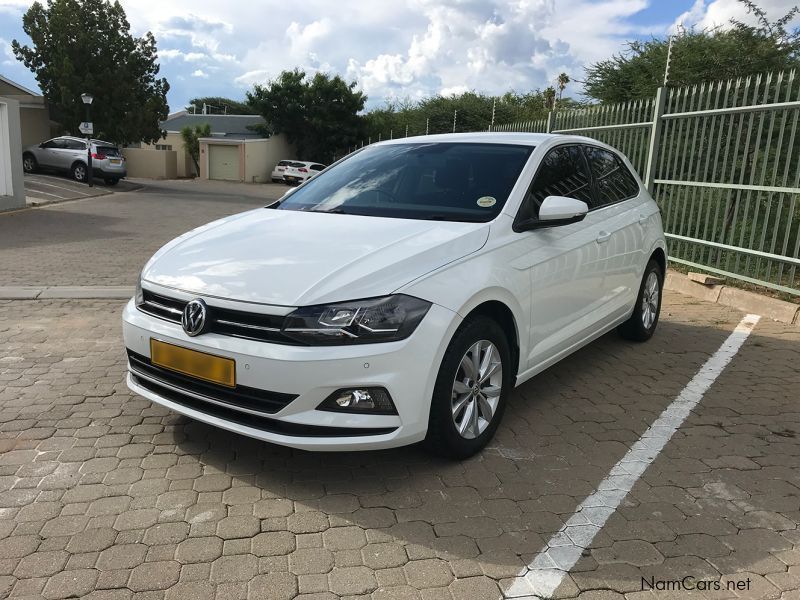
[1,0,797,112]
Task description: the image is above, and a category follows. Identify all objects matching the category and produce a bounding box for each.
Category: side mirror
[516,196,589,231]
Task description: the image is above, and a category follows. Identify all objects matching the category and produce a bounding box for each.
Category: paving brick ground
[1,186,798,598]
[0,179,284,287]
[0,291,798,600]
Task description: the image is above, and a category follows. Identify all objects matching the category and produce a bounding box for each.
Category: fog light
[318,387,397,415]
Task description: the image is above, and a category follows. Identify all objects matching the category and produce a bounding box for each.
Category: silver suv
[23,136,127,185]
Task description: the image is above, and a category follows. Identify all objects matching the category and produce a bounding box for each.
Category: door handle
[596,231,611,244]
[638,214,648,226]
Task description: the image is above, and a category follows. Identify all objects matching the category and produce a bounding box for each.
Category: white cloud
[0,0,680,109]
[191,69,209,78]
[673,0,800,31]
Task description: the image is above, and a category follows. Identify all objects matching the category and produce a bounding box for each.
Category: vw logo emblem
[182,299,208,337]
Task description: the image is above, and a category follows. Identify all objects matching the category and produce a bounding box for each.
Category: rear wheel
[618,259,663,342]
[22,153,37,173]
[72,162,87,182]
[424,317,512,459]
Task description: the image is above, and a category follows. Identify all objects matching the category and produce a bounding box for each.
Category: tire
[22,153,37,173]
[618,259,663,342]
[271,178,281,183]
[104,178,119,186]
[72,162,88,183]
[424,316,513,459]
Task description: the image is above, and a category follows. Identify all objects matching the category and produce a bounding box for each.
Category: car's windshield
[276,142,533,222]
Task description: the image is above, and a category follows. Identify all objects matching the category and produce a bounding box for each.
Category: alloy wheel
[23,157,35,172]
[451,339,502,439]
[74,165,86,181]
[641,271,659,330]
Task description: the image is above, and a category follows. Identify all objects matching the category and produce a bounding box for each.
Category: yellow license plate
[150,339,235,387]
[110,158,121,164]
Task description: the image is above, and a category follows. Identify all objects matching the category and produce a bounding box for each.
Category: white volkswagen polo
[123,133,666,458]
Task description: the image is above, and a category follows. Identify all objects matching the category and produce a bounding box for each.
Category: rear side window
[96,146,121,157]
[42,139,65,149]
[64,139,86,150]
[518,145,592,221]
[310,164,325,171]
[584,146,639,207]
[277,160,291,166]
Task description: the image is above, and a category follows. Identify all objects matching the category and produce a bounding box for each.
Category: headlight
[282,294,431,345]
[134,275,144,306]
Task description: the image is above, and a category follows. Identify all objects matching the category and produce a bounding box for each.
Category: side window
[518,145,593,221]
[42,139,64,149]
[310,164,325,171]
[64,139,86,150]
[584,146,639,207]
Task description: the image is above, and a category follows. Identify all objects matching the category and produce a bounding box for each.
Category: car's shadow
[165,309,800,595]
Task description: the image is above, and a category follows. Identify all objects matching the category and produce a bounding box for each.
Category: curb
[664,271,799,325]
[0,286,133,300]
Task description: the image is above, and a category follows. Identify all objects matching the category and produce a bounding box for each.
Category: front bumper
[122,298,460,451]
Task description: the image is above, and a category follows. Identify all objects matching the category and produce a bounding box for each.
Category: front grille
[127,349,297,415]
[130,372,397,438]
[138,290,302,345]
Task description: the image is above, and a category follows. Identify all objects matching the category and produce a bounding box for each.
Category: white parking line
[504,313,761,599]
[26,177,91,196]
[25,188,68,200]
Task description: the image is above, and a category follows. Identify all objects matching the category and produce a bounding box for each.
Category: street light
[81,93,94,187]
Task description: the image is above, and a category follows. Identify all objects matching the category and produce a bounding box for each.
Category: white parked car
[123,133,666,458]
[270,159,296,183]
[283,160,326,185]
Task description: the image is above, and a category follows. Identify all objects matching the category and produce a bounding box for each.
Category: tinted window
[42,139,64,149]
[517,145,592,221]
[64,139,86,150]
[96,146,121,157]
[310,164,325,171]
[277,143,533,223]
[277,160,292,166]
[584,146,639,206]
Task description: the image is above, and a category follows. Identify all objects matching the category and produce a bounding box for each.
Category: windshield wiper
[426,214,485,223]
[309,207,349,214]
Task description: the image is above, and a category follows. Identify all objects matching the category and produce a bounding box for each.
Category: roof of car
[376,132,597,147]
[57,135,116,145]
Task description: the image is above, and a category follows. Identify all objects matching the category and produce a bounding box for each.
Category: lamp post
[81,93,93,187]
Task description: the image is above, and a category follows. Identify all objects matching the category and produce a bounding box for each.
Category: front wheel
[618,259,663,342]
[23,153,37,173]
[424,317,512,459]
[72,162,87,182]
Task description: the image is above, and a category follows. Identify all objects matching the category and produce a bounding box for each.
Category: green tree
[12,0,169,145]
[180,123,210,176]
[186,97,256,115]
[584,0,800,103]
[246,69,366,161]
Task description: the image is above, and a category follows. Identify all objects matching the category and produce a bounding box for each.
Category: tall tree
[247,69,366,161]
[584,0,800,103]
[186,97,256,115]
[180,123,211,176]
[12,0,169,144]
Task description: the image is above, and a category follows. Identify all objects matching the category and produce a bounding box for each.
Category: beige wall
[243,134,295,183]
[122,148,177,179]
[19,106,50,147]
[142,131,194,177]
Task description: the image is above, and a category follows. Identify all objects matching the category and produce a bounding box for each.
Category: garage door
[208,144,240,181]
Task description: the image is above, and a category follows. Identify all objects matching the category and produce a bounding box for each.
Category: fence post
[545,111,555,133]
[643,86,666,192]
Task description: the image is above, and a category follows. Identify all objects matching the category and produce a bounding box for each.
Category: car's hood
[143,208,489,306]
